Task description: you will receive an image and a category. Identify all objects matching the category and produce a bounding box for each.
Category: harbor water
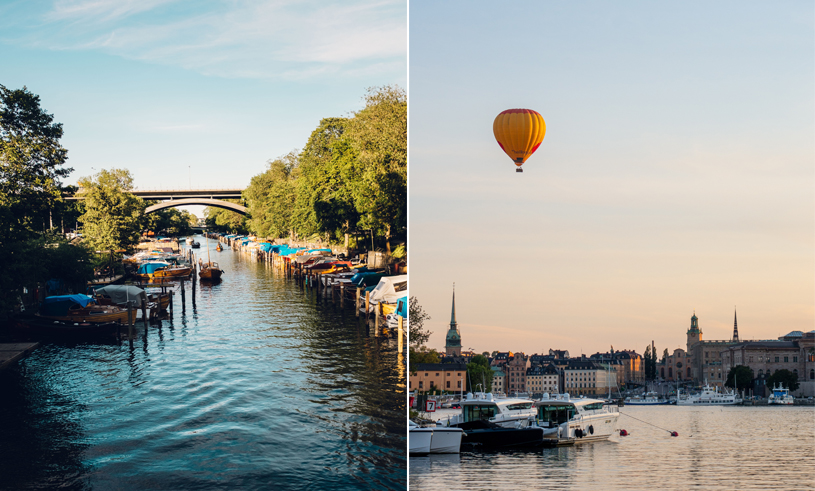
[410,405,815,490]
[0,237,406,490]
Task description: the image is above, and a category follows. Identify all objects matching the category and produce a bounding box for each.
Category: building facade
[686,311,740,387]
[563,360,614,397]
[505,352,530,395]
[527,363,560,397]
[409,363,467,393]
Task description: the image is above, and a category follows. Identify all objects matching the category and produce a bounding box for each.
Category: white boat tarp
[367,275,408,312]
[95,285,148,308]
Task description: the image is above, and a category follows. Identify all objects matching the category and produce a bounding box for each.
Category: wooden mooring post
[127,301,134,339]
[355,287,360,317]
[398,315,404,352]
[339,284,344,309]
[180,278,186,311]
[169,290,174,317]
[374,304,379,336]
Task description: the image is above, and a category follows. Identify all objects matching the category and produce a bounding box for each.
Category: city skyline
[410,2,814,355]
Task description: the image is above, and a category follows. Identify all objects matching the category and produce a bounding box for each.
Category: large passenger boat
[624,391,671,406]
[534,393,620,442]
[676,383,741,405]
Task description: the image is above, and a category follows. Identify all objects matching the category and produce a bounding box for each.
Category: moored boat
[199,261,224,280]
[12,313,121,338]
[768,384,794,405]
[409,421,433,455]
[676,383,741,406]
[534,393,620,443]
[624,391,671,406]
[36,294,130,324]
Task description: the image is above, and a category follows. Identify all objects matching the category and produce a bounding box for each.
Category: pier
[0,342,39,371]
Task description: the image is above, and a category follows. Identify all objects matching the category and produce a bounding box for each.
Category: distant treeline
[206,86,406,255]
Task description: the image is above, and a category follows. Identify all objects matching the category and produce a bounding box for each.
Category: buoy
[619,429,628,436]
[670,431,679,437]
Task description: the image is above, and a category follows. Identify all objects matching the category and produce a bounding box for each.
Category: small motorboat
[190,241,200,249]
[216,243,223,252]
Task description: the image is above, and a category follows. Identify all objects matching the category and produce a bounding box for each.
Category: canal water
[0,237,406,490]
[410,405,815,490]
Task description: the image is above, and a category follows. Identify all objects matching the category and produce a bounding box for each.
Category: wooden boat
[151,265,193,278]
[198,236,223,280]
[199,261,223,280]
[12,313,121,338]
[190,241,200,249]
[37,295,130,324]
[216,243,223,252]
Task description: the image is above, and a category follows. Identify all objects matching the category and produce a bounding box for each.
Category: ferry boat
[534,393,620,443]
[768,384,794,405]
[624,391,671,406]
[676,383,741,405]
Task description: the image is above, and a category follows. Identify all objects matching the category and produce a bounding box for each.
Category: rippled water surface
[0,238,406,490]
[411,405,815,490]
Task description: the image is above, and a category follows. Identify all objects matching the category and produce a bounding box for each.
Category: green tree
[725,365,754,392]
[766,369,799,393]
[78,169,143,251]
[244,152,298,238]
[643,345,652,380]
[344,86,406,254]
[0,85,71,241]
[466,355,493,393]
[204,201,248,234]
[408,297,434,374]
[144,206,196,236]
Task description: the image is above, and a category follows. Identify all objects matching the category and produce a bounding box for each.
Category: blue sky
[0,0,406,216]
[409,1,814,355]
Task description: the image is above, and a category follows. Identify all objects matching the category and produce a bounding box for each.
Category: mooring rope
[619,411,677,435]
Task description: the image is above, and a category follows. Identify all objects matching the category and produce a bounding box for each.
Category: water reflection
[0,240,406,490]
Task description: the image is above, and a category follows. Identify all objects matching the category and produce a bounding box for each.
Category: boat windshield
[582,402,604,411]
[506,403,533,410]
[463,404,497,422]
[537,404,576,425]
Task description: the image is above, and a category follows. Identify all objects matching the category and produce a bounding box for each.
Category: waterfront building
[505,352,530,394]
[660,348,693,382]
[563,359,614,397]
[526,363,559,397]
[720,331,815,397]
[444,287,462,357]
[588,349,644,384]
[490,352,512,368]
[685,311,741,388]
[409,363,467,393]
[491,366,506,395]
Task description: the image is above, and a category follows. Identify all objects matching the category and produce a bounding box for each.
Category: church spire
[733,307,739,341]
[450,283,457,328]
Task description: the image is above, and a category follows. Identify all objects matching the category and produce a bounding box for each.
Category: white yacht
[768,384,794,405]
[437,392,538,429]
[534,393,620,442]
[408,420,433,455]
[676,383,741,406]
[624,391,671,406]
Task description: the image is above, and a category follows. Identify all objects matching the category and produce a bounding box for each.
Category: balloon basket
[516,168,523,173]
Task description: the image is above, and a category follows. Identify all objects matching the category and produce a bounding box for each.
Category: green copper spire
[450,283,457,328]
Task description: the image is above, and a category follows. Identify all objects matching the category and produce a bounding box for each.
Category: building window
[775,357,779,363]
[793,356,797,363]
[810,370,814,380]
[446,381,450,388]
[784,357,788,363]
[457,381,462,388]
[419,381,423,389]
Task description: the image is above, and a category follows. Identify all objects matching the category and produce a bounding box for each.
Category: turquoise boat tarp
[137,262,170,275]
[41,294,94,316]
[396,296,407,317]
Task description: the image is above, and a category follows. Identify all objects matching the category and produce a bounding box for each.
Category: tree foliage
[204,201,248,234]
[408,296,434,374]
[725,365,754,391]
[0,85,71,242]
[242,86,406,252]
[467,355,493,393]
[78,169,143,251]
[766,369,799,393]
[144,206,196,236]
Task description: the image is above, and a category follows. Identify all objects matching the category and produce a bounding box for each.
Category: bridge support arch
[144,198,248,216]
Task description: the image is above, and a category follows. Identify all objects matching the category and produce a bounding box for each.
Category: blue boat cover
[41,294,94,316]
[306,248,332,253]
[137,262,170,274]
[396,296,407,317]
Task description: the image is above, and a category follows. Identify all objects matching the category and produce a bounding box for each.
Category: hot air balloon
[493,109,546,173]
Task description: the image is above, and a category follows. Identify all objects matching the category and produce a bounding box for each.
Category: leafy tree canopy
[766,369,799,393]
[0,85,71,242]
[78,168,143,251]
[467,359,493,393]
[204,200,248,234]
[725,365,754,391]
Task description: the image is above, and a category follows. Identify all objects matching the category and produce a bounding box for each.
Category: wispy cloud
[15,0,406,80]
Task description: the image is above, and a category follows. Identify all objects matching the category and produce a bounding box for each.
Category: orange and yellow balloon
[493,109,546,173]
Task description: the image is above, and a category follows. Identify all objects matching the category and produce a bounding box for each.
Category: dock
[0,342,40,371]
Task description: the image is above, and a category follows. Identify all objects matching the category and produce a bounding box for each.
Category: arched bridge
[65,188,248,216]
[144,198,247,215]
